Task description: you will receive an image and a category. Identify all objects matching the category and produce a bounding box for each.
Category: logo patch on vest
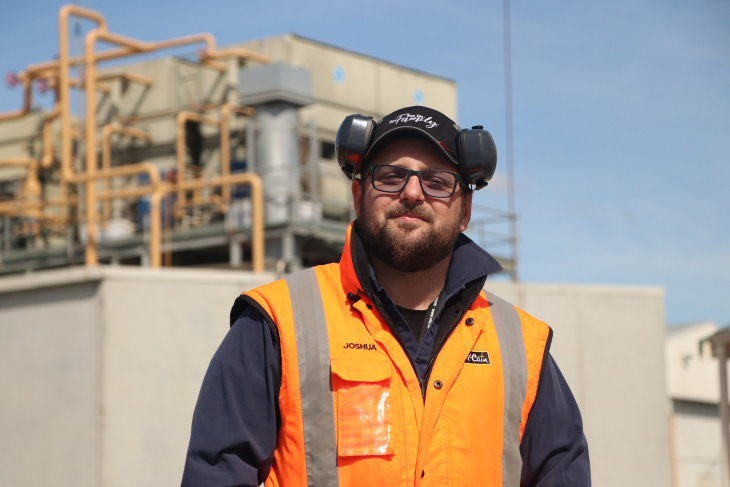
[343,342,377,351]
[465,351,491,364]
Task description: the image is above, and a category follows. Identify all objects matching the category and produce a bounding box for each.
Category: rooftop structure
[0,6,515,277]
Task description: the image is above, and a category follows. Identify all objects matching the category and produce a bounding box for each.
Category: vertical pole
[246,117,256,174]
[220,104,231,206]
[503,0,518,281]
[307,119,320,230]
[2,216,8,251]
[718,342,730,487]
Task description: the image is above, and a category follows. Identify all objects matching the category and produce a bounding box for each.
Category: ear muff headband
[335,114,376,180]
[335,114,497,190]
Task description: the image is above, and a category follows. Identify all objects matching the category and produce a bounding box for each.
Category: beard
[357,197,464,273]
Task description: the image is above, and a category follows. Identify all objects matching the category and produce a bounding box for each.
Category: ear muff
[458,129,497,190]
[336,114,376,179]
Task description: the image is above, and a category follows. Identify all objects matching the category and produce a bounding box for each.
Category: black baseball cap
[363,106,462,166]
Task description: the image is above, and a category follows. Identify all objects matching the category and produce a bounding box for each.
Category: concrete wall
[0,281,100,487]
[0,268,670,487]
[487,281,672,487]
[0,267,274,487]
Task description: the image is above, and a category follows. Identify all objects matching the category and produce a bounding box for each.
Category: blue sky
[1,0,728,325]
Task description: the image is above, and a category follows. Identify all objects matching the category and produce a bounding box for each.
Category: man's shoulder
[236,263,342,313]
[482,288,553,343]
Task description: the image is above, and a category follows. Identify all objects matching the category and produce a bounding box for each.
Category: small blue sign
[413,88,424,104]
[333,66,345,84]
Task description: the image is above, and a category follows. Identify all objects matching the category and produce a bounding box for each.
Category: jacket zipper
[420,309,464,398]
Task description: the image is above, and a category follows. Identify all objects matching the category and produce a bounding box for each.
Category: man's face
[352,137,472,273]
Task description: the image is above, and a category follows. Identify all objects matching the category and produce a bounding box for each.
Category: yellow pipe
[58,4,107,204]
[83,28,151,266]
[220,103,231,207]
[97,72,154,86]
[201,47,272,65]
[70,163,166,268]
[42,104,60,169]
[101,124,153,220]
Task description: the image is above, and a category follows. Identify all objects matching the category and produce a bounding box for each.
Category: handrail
[176,172,264,272]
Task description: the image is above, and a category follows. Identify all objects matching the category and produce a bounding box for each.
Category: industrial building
[0,5,514,277]
[666,321,726,487]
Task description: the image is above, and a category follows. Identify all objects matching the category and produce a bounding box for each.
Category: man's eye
[423,175,448,186]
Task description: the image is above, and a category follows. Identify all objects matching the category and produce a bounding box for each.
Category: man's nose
[401,174,425,202]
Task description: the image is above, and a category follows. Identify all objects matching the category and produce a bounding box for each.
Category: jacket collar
[339,222,502,303]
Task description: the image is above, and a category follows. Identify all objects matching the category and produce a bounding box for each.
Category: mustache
[384,204,434,224]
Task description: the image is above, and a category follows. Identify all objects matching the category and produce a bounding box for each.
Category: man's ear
[459,189,473,232]
[352,178,363,219]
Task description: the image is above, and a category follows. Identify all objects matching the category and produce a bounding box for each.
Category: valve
[36,78,49,94]
[4,71,18,88]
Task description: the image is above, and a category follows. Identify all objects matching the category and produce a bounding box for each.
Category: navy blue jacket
[181,228,591,486]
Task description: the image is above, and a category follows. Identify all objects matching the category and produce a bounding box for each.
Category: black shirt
[394,305,428,343]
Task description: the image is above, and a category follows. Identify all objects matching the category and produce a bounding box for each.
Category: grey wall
[0,268,670,487]
[487,281,671,487]
[96,271,274,487]
[0,282,100,487]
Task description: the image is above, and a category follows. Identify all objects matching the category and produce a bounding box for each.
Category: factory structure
[1,5,725,487]
[0,5,515,277]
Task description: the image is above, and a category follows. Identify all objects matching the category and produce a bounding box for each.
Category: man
[182,106,590,486]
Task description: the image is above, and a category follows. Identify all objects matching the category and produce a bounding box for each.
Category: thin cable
[503,0,518,281]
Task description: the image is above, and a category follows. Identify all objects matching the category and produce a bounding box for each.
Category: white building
[666,321,725,487]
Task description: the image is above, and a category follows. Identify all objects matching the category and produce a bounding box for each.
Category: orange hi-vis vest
[243,227,551,487]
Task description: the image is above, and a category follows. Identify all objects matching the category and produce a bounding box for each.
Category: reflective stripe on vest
[286,268,340,487]
[486,291,528,487]
[286,270,527,487]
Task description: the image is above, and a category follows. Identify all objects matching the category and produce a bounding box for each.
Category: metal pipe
[97,72,154,86]
[58,5,106,202]
[201,47,271,65]
[101,124,153,220]
[83,28,152,266]
[42,104,60,168]
[70,163,166,268]
[220,103,231,207]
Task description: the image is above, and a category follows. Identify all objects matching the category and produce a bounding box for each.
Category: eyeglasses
[368,165,462,198]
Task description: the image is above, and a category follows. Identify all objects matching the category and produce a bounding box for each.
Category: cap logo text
[389,113,439,129]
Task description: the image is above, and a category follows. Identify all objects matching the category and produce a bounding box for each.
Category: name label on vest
[343,342,377,351]
[465,351,491,364]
